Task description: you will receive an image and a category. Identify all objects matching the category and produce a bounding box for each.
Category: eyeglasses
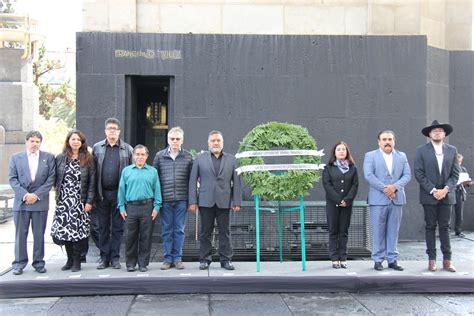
[106,127,119,131]
[169,137,182,141]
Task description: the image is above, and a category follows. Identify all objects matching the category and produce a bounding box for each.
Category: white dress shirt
[27,151,39,182]
[380,149,393,176]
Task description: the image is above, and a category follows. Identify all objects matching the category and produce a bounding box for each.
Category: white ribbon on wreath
[235,149,326,175]
[235,149,325,159]
[235,163,326,175]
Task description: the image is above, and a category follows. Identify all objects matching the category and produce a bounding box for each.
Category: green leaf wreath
[238,122,321,201]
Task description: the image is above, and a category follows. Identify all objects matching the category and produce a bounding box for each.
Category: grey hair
[168,126,184,137]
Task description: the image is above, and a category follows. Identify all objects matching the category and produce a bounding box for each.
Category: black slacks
[452,190,464,234]
[326,202,352,261]
[199,206,232,263]
[125,201,155,268]
[423,204,452,260]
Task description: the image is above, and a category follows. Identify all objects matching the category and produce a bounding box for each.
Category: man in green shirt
[118,145,162,272]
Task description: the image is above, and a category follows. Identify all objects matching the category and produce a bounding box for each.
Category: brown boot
[443,260,456,272]
[428,260,437,272]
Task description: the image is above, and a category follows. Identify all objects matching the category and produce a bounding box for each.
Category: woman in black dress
[51,130,95,272]
[322,141,358,269]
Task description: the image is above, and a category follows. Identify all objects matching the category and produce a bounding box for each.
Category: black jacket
[55,153,96,204]
[92,139,133,200]
[153,148,193,202]
[322,163,359,206]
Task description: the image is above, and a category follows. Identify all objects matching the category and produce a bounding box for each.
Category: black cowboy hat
[421,120,453,137]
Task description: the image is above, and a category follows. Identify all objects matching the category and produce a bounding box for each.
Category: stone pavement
[0,292,473,315]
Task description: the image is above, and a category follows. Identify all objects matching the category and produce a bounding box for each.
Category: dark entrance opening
[125,76,171,163]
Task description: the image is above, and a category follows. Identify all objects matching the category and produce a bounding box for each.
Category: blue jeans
[161,200,188,263]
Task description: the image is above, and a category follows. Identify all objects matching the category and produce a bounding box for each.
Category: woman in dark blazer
[51,130,95,272]
[322,141,359,269]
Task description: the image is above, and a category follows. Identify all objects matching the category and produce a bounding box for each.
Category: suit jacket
[8,150,56,211]
[363,149,411,206]
[322,163,359,206]
[188,151,241,209]
[414,142,459,205]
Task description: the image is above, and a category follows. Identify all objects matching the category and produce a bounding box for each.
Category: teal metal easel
[254,194,306,272]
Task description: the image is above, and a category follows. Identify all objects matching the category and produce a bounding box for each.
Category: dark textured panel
[77,33,430,238]
[449,51,474,232]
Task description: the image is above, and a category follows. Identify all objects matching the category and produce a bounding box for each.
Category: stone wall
[0,49,39,183]
[82,0,472,50]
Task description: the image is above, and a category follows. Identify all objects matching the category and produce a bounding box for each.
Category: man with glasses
[153,127,193,270]
[415,120,460,272]
[118,145,162,272]
[93,118,133,269]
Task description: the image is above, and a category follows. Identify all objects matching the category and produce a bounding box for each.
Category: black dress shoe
[388,261,404,271]
[35,267,47,273]
[12,268,23,275]
[455,232,465,238]
[127,266,136,272]
[199,261,209,270]
[97,261,110,269]
[374,262,383,271]
[138,266,148,272]
[220,261,235,270]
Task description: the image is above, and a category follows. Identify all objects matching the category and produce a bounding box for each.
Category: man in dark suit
[188,130,241,270]
[8,130,56,275]
[414,120,460,272]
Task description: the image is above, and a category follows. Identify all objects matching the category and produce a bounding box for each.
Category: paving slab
[129,294,209,316]
[352,293,455,315]
[47,295,134,316]
[0,297,59,315]
[209,293,291,316]
[281,293,371,315]
[427,294,474,315]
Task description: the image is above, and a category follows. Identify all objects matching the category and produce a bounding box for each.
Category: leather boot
[71,241,82,272]
[443,260,456,272]
[61,243,74,271]
[428,260,437,272]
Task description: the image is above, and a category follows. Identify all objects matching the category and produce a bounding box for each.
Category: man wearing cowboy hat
[414,120,460,272]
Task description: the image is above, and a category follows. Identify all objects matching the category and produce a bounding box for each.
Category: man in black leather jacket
[153,127,193,270]
[93,118,133,269]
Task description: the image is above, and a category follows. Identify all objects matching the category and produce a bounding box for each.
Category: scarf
[335,159,350,174]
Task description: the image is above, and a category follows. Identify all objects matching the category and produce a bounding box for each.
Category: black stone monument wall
[77,33,473,240]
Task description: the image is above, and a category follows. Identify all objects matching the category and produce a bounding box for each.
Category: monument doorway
[125,76,172,162]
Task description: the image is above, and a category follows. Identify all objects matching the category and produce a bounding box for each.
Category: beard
[210,147,222,154]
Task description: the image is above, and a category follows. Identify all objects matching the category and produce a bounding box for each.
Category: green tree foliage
[33,45,76,128]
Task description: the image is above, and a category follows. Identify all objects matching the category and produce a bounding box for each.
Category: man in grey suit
[189,130,241,270]
[414,120,459,272]
[8,130,56,275]
[364,130,411,271]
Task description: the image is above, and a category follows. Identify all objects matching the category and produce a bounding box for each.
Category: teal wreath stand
[254,194,306,272]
